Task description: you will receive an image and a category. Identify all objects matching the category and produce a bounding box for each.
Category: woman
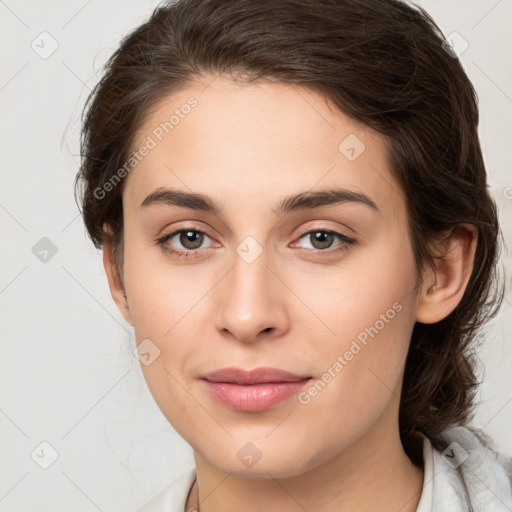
[75,0,512,510]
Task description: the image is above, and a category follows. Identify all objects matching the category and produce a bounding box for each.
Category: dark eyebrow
[139,187,379,215]
[272,188,379,216]
[140,187,221,214]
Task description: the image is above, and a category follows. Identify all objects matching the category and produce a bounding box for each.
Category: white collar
[416,433,435,512]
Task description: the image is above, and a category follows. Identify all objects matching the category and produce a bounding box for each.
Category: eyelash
[154,226,357,259]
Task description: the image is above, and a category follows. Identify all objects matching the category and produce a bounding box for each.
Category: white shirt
[137,434,435,512]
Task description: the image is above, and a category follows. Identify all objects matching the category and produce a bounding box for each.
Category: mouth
[200,367,312,412]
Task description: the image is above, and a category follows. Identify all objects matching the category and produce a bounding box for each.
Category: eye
[292,229,357,253]
[156,228,216,258]
[171,229,209,250]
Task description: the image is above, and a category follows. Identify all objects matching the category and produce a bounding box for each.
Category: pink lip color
[200,367,312,412]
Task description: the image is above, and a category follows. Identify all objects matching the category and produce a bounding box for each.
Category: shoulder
[429,426,512,511]
[137,466,196,512]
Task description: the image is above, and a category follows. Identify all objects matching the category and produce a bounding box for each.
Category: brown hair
[75,0,505,454]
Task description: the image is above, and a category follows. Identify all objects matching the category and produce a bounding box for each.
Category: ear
[415,224,478,324]
[102,229,133,326]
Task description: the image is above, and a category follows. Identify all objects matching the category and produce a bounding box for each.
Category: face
[116,76,423,478]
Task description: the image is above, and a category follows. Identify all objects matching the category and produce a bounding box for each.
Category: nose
[215,247,289,344]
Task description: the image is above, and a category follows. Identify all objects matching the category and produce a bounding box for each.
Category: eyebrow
[139,186,380,216]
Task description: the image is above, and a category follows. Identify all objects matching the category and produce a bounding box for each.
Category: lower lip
[202,379,312,412]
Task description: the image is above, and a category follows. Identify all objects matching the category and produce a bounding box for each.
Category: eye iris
[180,230,203,249]
[311,231,334,249]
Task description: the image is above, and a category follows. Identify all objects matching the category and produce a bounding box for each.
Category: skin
[103,75,477,512]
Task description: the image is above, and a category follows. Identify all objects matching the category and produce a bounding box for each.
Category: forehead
[124,76,404,222]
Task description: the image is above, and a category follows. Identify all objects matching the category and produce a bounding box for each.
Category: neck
[188,424,424,512]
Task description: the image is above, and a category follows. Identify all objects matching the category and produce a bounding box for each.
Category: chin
[197,438,324,480]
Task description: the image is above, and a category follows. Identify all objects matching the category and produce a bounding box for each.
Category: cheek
[301,233,418,397]
[122,237,216,390]
[122,232,193,331]
[298,232,417,350]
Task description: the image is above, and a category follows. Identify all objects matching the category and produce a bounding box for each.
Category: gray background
[0,1,511,511]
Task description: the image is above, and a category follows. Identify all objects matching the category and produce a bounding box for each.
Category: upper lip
[201,367,311,385]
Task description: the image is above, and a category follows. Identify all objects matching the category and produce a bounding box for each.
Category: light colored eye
[167,229,213,250]
[296,230,345,250]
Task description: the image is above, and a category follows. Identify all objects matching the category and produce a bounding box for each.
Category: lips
[200,367,312,412]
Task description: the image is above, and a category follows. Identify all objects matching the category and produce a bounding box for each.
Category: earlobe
[102,237,133,326]
[415,224,478,324]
